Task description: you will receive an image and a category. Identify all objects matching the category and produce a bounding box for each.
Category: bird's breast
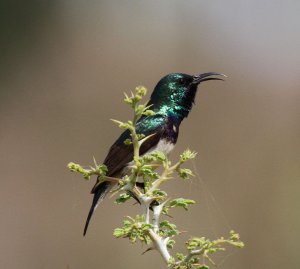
[150,139,175,156]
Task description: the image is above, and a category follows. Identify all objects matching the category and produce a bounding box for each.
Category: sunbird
[84,72,225,235]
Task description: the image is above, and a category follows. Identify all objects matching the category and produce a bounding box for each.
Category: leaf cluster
[113,215,153,244]
[67,160,107,180]
[171,231,244,269]
[124,86,155,117]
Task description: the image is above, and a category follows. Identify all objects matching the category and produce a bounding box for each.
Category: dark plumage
[83,72,225,235]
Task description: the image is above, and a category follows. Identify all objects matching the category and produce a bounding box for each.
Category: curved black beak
[192,72,227,84]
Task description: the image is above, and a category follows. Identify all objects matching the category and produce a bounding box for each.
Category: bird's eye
[178,78,185,85]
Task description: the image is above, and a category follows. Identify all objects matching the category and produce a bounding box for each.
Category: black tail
[83,181,111,236]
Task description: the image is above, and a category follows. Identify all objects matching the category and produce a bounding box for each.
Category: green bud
[142,109,155,116]
[168,256,175,266]
[97,164,108,175]
[229,230,240,240]
[111,119,133,130]
[180,149,197,163]
[68,162,80,172]
[124,93,133,104]
[135,86,147,97]
[135,104,145,116]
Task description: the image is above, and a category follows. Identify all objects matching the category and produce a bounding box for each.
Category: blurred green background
[1,1,299,268]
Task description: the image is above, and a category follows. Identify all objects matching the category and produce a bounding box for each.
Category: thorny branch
[68,86,244,269]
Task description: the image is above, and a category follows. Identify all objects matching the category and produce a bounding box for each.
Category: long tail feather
[83,181,111,236]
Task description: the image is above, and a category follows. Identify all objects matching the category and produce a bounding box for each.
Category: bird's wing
[91,114,166,193]
[104,114,167,176]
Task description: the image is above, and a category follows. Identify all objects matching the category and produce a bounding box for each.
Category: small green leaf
[136,133,145,141]
[143,150,166,163]
[113,228,125,237]
[176,252,186,261]
[169,198,195,210]
[115,193,132,204]
[189,257,200,264]
[96,164,108,176]
[197,266,209,269]
[167,239,176,249]
[177,168,194,180]
[124,138,132,145]
[159,220,178,237]
[152,151,166,161]
[152,189,167,198]
[162,206,169,215]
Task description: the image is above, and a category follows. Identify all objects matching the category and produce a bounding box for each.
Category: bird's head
[149,72,226,119]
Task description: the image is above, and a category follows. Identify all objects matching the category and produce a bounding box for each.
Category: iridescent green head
[149,72,225,119]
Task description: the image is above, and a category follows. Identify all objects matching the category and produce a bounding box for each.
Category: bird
[83,72,225,235]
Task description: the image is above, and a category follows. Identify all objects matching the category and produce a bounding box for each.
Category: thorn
[138,133,156,146]
[93,156,97,167]
[141,247,154,255]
